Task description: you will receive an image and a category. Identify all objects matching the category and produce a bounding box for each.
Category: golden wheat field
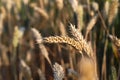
[0,0,120,80]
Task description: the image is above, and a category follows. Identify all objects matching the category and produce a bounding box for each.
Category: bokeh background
[0,0,120,80]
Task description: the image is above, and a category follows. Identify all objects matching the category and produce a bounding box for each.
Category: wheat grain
[43,36,83,54]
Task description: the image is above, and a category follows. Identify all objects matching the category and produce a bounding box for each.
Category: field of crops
[0,0,120,80]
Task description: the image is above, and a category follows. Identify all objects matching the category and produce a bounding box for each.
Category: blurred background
[0,0,120,80]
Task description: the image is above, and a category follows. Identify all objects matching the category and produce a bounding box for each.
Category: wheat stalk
[103,1,110,20]
[31,28,52,66]
[76,4,84,31]
[20,60,33,80]
[85,14,98,39]
[30,4,49,20]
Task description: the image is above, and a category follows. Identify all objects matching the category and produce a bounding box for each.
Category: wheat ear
[109,34,120,48]
[69,24,93,57]
[31,28,52,66]
[42,36,83,54]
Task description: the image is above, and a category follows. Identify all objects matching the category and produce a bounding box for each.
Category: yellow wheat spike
[43,36,91,56]
[69,24,93,57]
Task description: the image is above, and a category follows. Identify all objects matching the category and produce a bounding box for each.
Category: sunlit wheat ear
[69,23,84,41]
[69,24,93,57]
[43,36,83,54]
[31,28,52,66]
[109,34,120,48]
[108,0,119,26]
[53,63,64,80]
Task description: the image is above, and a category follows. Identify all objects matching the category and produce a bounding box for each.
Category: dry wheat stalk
[30,4,49,20]
[0,7,6,36]
[103,1,110,20]
[31,28,52,66]
[76,4,84,31]
[85,14,98,39]
[20,60,33,80]
[0,44,9,66]
[108,0,119,26]
[58,21,66,36]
